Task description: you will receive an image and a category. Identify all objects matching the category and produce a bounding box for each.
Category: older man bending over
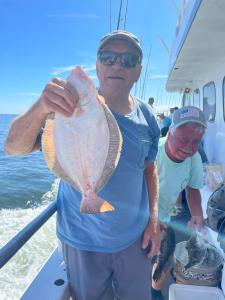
[151,106,206,300]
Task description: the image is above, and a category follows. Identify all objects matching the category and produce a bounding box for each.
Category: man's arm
[142,161,160,258]
[186,186,204,229]
[146,162,159,221]
[4,100,47,155]
[4,77,78,156]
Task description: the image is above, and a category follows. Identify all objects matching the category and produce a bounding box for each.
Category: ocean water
[0,114,58,299]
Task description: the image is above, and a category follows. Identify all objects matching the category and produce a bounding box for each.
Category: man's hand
[186,187,204,230]
[38,77,79,117]
[142,218,160,258]
[188,215,204,230]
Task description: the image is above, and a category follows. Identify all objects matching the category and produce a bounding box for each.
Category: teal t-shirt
[56,98,160,252]
[157,137,203,222]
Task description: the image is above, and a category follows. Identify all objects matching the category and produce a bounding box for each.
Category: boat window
[199,90,203,111]
[223,76,225,121]
[203,82,216,122]
[193,89,200,108]
[182,91,191,106]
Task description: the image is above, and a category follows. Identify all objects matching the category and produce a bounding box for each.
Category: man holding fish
[5,30,161,300]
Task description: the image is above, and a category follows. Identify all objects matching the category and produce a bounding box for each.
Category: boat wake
[0,180,59,300]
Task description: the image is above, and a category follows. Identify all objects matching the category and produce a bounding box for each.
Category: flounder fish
[42,66,122,214]
[152,224,176,281]
[184,232,206,270]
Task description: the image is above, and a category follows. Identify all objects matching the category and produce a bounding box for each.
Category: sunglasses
[98,51,141,68]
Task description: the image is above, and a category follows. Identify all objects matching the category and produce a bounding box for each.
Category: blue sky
[0,0,181,114]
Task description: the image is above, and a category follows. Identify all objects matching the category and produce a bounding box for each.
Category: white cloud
[49,65,76,76]
[81,65,96,73]
[16,92,41,97]
[49,64,96,76]
[149,75,168,79]
[48,13,100,19]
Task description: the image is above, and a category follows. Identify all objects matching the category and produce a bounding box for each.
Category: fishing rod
[157,36,170,55]
[141,45,152,99]
[123,0,129,29]
[117,0,123,30]
[109,0,112,31]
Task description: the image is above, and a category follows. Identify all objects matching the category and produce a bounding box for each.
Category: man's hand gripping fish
[42,67,123,214]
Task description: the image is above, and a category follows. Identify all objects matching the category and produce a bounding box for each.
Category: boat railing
[0,200,57,269]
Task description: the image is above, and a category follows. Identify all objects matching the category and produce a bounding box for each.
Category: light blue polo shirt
[157,137,203,222]
[162,116,172,128]
[56,98,160,253]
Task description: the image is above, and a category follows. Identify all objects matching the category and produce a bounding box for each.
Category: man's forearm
[142,162,160,254]
[145,162,159,220]
[4,99,47,156]
[186,187,203,217]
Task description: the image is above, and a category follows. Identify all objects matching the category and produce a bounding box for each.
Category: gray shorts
[62,236,152,300]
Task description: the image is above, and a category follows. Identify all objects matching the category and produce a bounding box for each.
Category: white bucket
[169,284,225,300]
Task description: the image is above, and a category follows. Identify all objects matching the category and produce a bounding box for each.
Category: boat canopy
[166,0,225,92]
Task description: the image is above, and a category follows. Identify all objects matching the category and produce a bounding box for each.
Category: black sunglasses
[98,51,141,68]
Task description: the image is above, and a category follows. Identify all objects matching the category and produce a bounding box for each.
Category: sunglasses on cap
[97,51,141,68]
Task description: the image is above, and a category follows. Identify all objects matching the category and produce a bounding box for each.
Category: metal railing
[0,200,57,269]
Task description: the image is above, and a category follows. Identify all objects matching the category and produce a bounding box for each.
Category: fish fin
[99,200,115,213]
[80,193,114,214]
[153,258,173,281]
[151,255,157,265]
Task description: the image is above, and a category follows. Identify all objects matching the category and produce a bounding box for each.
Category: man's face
[166,123,205,161]
[158,113,164,120]
[96,39,142,97]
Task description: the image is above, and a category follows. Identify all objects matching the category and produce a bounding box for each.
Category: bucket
[173,241,223,286]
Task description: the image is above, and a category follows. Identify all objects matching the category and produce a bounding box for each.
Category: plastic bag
[206,164,224,191]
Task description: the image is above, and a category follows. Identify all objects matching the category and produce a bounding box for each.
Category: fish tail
[80,192,114,214]
[153,263,163,282]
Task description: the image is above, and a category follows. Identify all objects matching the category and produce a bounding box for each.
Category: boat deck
[21,186,223,300]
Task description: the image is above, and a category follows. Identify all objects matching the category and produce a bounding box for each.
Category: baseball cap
[170,106,207,130]
[98,30,143,60]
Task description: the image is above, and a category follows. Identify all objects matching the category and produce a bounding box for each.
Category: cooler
[169,284,224,300]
